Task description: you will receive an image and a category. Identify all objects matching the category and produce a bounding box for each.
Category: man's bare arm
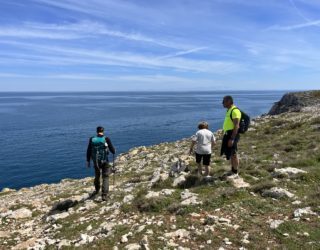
[231,118,240,140]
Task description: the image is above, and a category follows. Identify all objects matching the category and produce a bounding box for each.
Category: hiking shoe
[90,190,99,199]
[204,175,214,182]
[101,194,108,201]
[227,173,239,179]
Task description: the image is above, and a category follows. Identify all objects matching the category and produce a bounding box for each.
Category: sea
[0,91,285,190]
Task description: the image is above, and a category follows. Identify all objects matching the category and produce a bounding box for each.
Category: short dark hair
[223,95,234,104]
[198,121,209,130]
[96,126,104,133]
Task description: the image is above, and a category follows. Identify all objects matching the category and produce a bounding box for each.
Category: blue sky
[0,0,320,91]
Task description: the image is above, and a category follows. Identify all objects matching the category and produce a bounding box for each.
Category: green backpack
[91,136,109,162]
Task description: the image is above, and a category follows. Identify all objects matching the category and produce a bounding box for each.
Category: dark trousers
[220,130,240,160]
[93,161,110,195]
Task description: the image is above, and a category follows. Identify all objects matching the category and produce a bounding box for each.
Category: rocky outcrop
[268,90,320,115]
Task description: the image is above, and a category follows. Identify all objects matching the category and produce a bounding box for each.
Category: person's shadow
[46,191,97,217]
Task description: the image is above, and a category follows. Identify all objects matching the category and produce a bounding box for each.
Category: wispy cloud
[0,21,192,49]
[267,19,320,31]
[156,47,208,59]
[0,40,244,73]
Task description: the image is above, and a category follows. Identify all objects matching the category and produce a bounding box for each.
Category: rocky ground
[0,92,320,250]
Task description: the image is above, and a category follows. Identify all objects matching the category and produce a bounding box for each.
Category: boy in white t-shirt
[189,121,216,177]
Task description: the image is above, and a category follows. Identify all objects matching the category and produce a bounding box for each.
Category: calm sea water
[0,91,284,189]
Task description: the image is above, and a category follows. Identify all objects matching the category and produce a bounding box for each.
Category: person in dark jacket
[86,126,115,201]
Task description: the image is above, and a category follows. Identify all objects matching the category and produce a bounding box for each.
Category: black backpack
[230,108,250,134]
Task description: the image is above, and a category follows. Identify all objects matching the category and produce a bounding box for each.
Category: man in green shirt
[221,95,241,176]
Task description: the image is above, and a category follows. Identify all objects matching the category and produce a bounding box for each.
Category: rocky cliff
[268,90,320,115]
[1,91,320,250]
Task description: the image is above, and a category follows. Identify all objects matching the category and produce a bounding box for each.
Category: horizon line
[0,89,315,93]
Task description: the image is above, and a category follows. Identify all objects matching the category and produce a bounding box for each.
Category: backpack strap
[229,107,239,121]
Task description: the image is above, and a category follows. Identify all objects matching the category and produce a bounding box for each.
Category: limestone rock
[121,234,129,243]
[164,229,190,239]
[57,239,71,249]
[273,167,307,177]
[125,243,141,250]
[12,238,37,250]
[100,222,116,234]
[140,235,150,250]
[262,187,295,199]
[129,149,139,157]
[172,173,187,187]
[123,194,134,204]
[180,189,202,205]
[268,91,320,115]
[0,231,11,238]
[294,207,316,218]
[46,211,70,222]
[145,189,175,199]
[8,208,33,219]
[1,187,16,193]
[269,219,284,229]
[227,176,250,188]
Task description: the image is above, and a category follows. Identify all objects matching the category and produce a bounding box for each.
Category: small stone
[292,200,302,205]
[137,225,146,233]
[57,239,71,249]
[242,239,250,244]
[171,225,176,230]
[269,219,284,229]
[145,191,160,199]
[227,176,250,188]
[161,189,175,196]
[121,234,129,243]
[190,213,201,218]
[125,243,141,250]
[223,238,232,245]
[46,211,70,222]
[218,218,231,224]
[123,194,134,204]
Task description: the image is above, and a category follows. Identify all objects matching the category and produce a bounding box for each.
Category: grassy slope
[85,109,320,249]
[1,105,319,250]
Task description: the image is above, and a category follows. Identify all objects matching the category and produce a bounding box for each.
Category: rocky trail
[1,91,320,250]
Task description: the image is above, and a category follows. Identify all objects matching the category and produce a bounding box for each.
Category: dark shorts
[220,130,240,160]
[196,153,211,166]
